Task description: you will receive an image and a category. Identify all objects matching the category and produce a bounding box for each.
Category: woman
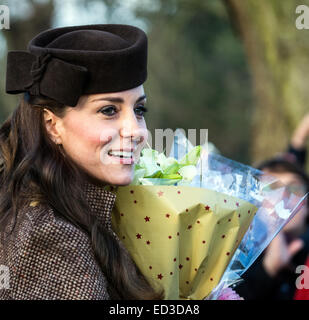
[0,24,163,300]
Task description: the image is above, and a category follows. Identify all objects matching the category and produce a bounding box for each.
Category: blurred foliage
[135,0,254,163]
[0,0,253,163]
[0,0,55,123]
[225,0,309,166]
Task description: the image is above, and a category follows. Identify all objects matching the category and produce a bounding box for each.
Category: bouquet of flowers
[110,129,308,300]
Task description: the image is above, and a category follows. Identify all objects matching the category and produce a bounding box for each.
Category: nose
[119,111,146,143]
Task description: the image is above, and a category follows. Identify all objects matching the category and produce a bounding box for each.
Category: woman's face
[45,85,148,186]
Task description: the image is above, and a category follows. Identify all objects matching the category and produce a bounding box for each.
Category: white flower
[141,148,159,161]
[132,168,146,185]
[139,156,161,177]
[133,146,201,184]
[178,165,198,181]
[156,152,178,173]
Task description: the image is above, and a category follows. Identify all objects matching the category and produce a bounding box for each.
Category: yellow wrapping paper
[111,185,258,300]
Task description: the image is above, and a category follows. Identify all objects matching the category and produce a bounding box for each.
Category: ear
[43,108,63,145]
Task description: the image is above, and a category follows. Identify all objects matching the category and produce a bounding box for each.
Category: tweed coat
[0,182,117,300]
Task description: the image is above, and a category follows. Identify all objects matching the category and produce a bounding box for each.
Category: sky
[52,0,148,29]
[0,0,155,57]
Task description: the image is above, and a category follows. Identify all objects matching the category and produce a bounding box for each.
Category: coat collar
[82,181,117,231]
[28,181,117,232]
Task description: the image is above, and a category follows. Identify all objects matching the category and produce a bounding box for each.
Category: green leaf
[163,162,180,175]
[161,173,182,180]
[179,146,201,166]
[145,170,163,178]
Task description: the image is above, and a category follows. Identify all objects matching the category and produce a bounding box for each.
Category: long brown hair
[0,93,163,300]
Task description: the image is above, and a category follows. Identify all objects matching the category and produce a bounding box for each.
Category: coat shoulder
[1,201,110,300]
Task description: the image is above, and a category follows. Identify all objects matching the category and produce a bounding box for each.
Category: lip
[108,153,135,165]
[118,157,135,164]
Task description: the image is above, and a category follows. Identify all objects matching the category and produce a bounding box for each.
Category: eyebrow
[91,94,147,104]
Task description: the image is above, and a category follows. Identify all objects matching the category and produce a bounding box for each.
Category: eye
[134,104,148,117]
[99,105,117,116]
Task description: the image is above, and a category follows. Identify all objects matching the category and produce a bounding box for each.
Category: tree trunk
[224,0,309,165]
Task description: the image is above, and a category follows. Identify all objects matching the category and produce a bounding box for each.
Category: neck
[80,169,107,188]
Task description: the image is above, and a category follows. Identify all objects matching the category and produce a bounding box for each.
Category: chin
[83,166,133,186]
[112,179,132,186]
[108,174,133,186]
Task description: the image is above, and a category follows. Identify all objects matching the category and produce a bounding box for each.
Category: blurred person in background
[234,115,309,300]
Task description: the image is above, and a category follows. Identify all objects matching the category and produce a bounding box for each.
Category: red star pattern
[120,186,251,285]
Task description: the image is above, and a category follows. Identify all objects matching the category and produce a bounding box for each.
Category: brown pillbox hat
[5,24,148,107]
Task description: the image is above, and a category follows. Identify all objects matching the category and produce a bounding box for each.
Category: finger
[288,239,304,257]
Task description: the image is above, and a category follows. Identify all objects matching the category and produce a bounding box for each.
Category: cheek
[63,115,102,145]
[62,118,107,163]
